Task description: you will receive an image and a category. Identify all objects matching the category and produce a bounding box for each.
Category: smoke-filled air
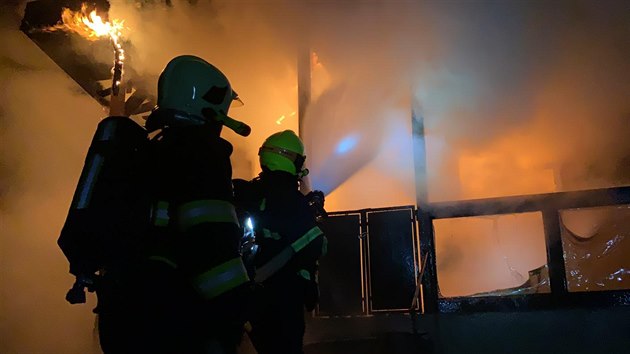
[1,0,629,352]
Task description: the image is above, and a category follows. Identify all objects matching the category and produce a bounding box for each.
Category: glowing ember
[311,51,323,69]
[276,111,296,125]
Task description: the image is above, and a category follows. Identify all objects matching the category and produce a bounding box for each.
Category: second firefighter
[234,130,327,354]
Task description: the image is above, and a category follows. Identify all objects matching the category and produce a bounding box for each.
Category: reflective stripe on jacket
[149,198,246,299]
[148,255,249,299]
[151,199,239,229]
[178,199,239,230]
[192,257,249,299]
[254,226,323,283]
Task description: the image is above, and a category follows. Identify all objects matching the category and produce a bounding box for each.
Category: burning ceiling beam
[20,0,156,116]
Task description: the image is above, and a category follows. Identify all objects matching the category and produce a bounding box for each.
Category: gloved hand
[65,274,97,304]
[306,190,328,222]
[304,278,320,312]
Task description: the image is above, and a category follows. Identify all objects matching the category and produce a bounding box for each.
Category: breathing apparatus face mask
[201,106,251,137]
[258,145,308,178]
[298,166,309,179]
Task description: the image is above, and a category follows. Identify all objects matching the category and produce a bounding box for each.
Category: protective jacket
[131,124,250,354]
[59,118,250,354]
[234,170,325,354]
[235,171,324,285]
[146,124,247,291]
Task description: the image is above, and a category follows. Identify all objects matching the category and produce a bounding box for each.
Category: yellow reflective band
[254,226,323,283]
[291,226,324,253]
[192,257,249,299]
[178,199,239,231]
[148,256,178,269]
[321,236,328,256]
[254,246,294,283]
[259,198,266,211]
[154,201,170,227]
[262,228,281,240]
[297,269,311,281]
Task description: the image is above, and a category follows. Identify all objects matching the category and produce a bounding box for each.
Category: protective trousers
[248,276,307,354]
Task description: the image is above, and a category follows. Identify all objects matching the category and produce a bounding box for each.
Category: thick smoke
[415,0,630,201]
[2,0,629,351]
[107,0,304,179]
[1,3,105,353]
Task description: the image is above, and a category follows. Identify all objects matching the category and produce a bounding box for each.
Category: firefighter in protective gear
[96,55,251,354]
[233,130,327,354]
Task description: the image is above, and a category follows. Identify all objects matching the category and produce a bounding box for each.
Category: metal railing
[418,186,630,313]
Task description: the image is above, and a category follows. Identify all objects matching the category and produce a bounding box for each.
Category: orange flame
[44,3,128,110]
[57,3,125,42]
[276,111,296,125]
[311,51,323,69]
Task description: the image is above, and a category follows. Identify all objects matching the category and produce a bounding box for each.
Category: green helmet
[259,130,306,176]
[153,55,250,134]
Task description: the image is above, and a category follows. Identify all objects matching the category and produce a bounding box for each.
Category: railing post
[542,210,569,297]
[418,209,439,313]
[411,105,440,313]
[360,210,371,314]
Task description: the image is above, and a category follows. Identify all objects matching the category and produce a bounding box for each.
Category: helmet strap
[146,108,221,136]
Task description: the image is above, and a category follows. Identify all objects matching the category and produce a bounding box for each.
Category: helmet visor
[258,145,305,172]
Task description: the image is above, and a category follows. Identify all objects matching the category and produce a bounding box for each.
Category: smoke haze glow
[2,0,629,352]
